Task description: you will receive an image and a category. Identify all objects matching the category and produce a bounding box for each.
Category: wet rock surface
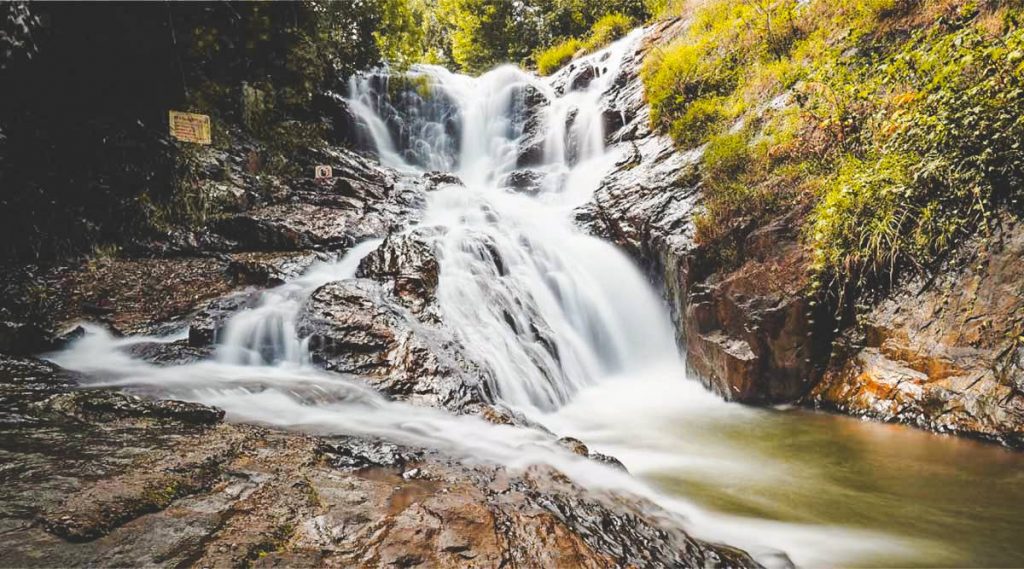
[214,148,426,252]
[226,251,326,287]
[187,291,264,348]
[297,279,488,411]
[499,169,548,196]
[514,85,552,168]
[0,355,756,568]
[0,258,238,344]
[357,228,441,314]
[808,222,1024,447]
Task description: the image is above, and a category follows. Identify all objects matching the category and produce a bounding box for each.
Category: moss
[244,521,298,567]
[140,480,182,510]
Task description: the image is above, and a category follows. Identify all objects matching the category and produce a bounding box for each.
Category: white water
[50,30,926,567]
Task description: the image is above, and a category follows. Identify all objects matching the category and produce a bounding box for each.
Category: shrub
[642,37,739,143]
[669,96,730,148]
[808,19,1024,291]
[645,0,1024,306]
[703,131,751,188]
[582,13,634,51]
[535,38,583,75]
[808,153,914,284]
[693,131,785,248]
[534,12,637,75]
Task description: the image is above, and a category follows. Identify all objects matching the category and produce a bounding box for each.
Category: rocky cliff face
[584,18,1024,447]
[582,19,830,405]
[808,222,1024,447]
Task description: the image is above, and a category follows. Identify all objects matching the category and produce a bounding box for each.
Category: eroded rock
[357,228,441,314]
[297,279,487,411]
[214,149,426,252]
[808,222,1024,447]
[188,291,263,347]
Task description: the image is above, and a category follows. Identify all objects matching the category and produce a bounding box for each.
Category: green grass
[535,12,636,75]
[582,13,633,51]
[536,38,583,75]
[642,0,1024,301]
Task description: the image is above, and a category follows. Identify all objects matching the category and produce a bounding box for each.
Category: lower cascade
[42,27,1024,569]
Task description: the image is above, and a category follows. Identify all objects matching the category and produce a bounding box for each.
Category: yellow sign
[169,111,211,145]
[315,165,333,180]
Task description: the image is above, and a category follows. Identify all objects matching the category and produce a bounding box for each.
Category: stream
[51,29,1024,568]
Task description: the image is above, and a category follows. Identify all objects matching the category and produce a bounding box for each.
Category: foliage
[436,0,648,73]
[534,12,635,75]
[808,153,915,282]
[582,13,634,51]
[536,39,584,75]
[0,1,394,261]
[642,0,1024,302]
[374,0,428,71]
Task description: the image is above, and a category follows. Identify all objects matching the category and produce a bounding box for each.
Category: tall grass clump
[536,38,583,75]
[535,12,636,75]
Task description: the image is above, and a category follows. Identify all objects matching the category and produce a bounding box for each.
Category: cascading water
[345,29,679,411]
[214,239,383,367]
[49,29,966,568]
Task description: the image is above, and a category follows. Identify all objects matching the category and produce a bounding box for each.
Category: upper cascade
[346,29,644,190]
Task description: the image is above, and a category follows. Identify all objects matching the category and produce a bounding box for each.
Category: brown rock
[297,279,488,411]
[808,221,1024,447]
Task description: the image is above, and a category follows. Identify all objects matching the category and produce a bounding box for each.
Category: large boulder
[499,169,550,196]
[188,291,263,348]
[297,279,487,411]
[214,147,426,252]
[514,85,551,168]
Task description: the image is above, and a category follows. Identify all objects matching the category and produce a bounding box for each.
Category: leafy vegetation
[431,0,650,73]
[642,0,1024,303]
[536,39,584,75]
[0,1,406,261]
[583,13,635,51]
[535,12,636,75]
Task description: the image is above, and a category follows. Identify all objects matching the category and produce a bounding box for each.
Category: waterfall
[214,239,383,367]
[164,28,674,413]
[49,29,910,568]
[343,29,678,411]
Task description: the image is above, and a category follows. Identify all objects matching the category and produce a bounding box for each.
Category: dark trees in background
[0,1,384,261]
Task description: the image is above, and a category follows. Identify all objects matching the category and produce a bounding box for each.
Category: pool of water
[547,371,1024,567]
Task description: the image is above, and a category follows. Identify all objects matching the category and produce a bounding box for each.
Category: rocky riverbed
[2,14,1023,569]
[0,356,754,568]
[0,79,758,567]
